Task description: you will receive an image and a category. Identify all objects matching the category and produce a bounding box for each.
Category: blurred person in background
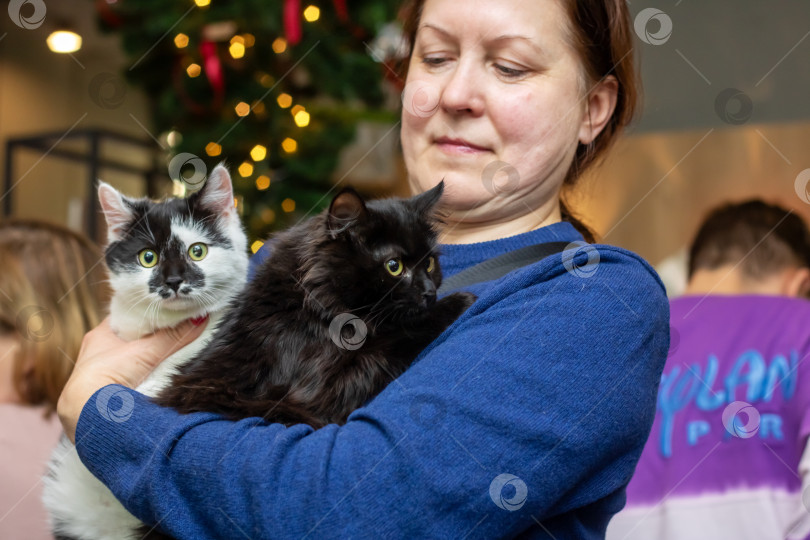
[607,200,810,540]
[0,220,109,540]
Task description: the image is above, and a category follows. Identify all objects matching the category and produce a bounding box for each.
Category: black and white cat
[42,164,249,540]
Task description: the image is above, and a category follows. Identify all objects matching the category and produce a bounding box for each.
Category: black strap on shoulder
[438,241,572,295]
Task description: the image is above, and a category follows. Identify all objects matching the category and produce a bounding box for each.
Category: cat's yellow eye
[188,243,208,261]
[385,258,403,277]
[138,249,158,268]
[427,256,435,273]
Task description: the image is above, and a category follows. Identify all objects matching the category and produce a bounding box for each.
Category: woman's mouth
[434,137,489,155]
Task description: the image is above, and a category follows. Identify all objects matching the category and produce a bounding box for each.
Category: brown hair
[0,220,109,414]
[398,0,639,243]
[688,200,810,280]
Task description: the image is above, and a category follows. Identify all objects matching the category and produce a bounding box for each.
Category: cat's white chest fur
[42,313,223,540]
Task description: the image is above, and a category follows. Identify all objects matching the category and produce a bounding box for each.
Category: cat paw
[454,291,477,310]
[437,291,477,318]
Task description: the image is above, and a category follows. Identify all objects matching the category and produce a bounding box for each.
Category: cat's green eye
[385,258,404,277]
[188,243,208,261]
[427,256,435,273]
[138,249,158,268]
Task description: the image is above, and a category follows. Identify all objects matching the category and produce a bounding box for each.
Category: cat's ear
[98,181,133,243]
[198,163,235,217]
[327,188,368,238]
[410,180,444,216]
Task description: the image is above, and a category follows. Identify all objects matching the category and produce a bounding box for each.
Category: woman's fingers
[57,316,208,443]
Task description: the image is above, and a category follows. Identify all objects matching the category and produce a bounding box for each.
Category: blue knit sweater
[76,221,670,539]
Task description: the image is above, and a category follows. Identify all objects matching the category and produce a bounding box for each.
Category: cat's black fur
[156,180,475,427]
[141,183,474,538]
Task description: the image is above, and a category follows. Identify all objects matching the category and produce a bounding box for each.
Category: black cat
[155,181,476,428]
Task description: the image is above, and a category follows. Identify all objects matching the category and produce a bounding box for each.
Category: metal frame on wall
[2,128,161,241]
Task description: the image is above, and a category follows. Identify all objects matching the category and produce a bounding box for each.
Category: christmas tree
[98,0,406,247]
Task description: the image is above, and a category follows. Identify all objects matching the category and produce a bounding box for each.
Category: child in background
[607,200,810,540]
[0,220,109,539]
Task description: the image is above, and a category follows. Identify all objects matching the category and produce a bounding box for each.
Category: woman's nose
[439,58,484,116]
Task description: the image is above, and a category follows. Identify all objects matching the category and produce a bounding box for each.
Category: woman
[57,0,669,537]
[0,220,108,539]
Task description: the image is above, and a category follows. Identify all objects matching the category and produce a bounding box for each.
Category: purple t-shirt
[607,295,810,540]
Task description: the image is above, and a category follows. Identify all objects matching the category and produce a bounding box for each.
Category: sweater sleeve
[75,247,669,539]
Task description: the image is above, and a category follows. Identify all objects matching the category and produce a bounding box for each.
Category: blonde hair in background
[0,220,110,414]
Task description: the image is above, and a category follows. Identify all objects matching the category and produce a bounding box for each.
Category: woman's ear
[578,75,619,145]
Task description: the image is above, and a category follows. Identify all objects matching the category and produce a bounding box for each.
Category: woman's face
[401,0,592,225]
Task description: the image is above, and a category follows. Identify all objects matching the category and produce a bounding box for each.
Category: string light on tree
[166,130,182,147]
[250,144,267,161]
[186,63,201,77]
[256,175,271,190]
[205,142,222,156]
[281,198,296,212]
[250,240,264,254]
[243,34,255,47]
[281,138,298,154]
[234,101,250,116]
[272,37,287,54]
[238,161,254,177]
[194,0,211,7]
[303,5,321,22]
[174,33,189,48]
[277,94,293,108]
[260,208,276,224]
[258,73,274,87]
[229,35,245,59]
[294,110,310,127]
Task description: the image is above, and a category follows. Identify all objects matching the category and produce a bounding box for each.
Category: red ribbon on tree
[333,0,348,20]
[284,0,349,45]
[283,0,302,45]
[200,40,225,100]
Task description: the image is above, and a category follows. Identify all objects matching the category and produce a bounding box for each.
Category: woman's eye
[188,243,208,261]
[495,64,527,78]
[385,258,404,277]
[427,256,435,273]
[138,249,158,268]
[422,56,448,67]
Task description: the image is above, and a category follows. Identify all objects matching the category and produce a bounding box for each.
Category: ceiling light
[47,30,82,54]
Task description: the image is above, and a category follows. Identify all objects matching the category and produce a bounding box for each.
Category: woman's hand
[57,316,207,443]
